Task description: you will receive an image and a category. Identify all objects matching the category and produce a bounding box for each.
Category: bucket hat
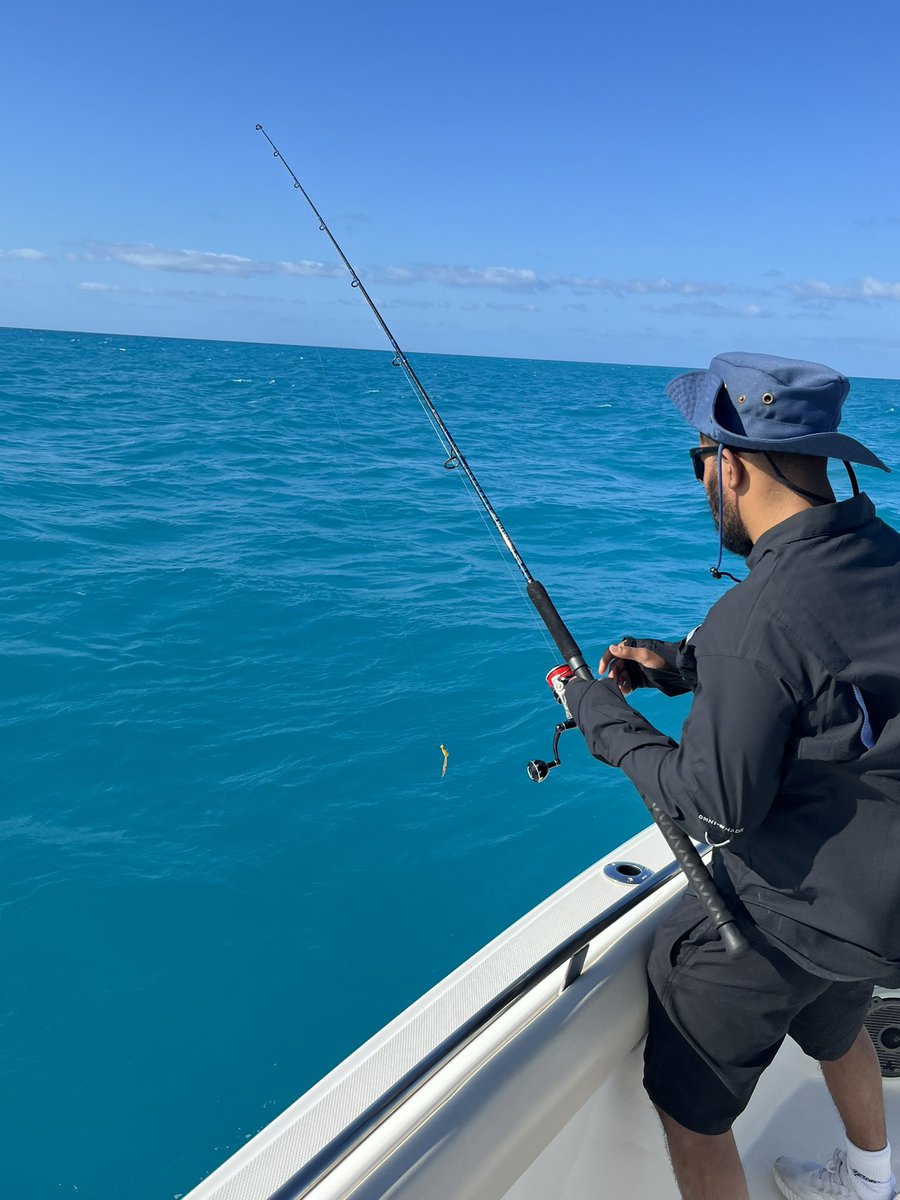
[666,351,888,471]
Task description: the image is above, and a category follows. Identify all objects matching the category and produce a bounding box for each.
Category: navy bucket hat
[667,351,889,471]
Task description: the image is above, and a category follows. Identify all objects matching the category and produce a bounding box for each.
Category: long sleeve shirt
[564,492,900,984]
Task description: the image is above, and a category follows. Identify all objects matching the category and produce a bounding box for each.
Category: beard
[705,474,754,558]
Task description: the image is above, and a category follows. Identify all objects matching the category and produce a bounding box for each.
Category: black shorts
[643,893,875,1135]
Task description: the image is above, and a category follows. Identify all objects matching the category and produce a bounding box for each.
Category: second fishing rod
[256,123,748,958]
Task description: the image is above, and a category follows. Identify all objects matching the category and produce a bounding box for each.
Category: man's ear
[720,448,746,492]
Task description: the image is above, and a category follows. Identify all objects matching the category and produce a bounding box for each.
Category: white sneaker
[774,1148,898,1200]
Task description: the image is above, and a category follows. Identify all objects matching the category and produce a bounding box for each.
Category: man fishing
[563,352,900,1200]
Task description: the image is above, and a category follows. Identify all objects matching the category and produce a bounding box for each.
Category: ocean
[2,325,898,1198]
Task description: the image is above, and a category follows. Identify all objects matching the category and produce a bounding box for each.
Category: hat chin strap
[843,461,860,496]
[761,452,836,505]
[709,444,742,584]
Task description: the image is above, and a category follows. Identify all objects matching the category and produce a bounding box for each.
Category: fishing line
[311,343,448,766]
[391,359,557,655]
[315,337,537,652]
[256,123,751,957]
[255,123,581,676]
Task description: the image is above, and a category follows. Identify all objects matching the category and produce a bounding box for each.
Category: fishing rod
[254,124,586,684]
[255,123,748,957]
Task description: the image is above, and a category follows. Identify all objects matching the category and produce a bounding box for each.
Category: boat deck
[504,1030,900,1199]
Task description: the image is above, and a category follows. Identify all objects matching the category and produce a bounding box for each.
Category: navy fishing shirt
[565,492,900,984]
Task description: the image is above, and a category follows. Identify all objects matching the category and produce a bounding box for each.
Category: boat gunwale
[271,854,688,1200]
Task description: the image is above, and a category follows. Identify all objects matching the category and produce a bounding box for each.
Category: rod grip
[527,580,591,679]
[648,802,749,956]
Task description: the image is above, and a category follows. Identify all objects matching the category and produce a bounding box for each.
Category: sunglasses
[689,446,719,482]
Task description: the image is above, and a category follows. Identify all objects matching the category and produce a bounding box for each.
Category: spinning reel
[526,665,577,783]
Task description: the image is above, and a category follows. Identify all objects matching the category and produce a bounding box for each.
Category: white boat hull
[185,824,900,1200]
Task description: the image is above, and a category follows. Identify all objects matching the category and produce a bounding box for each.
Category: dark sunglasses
[689,446,719,482]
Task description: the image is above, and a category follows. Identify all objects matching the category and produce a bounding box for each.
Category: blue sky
[3,0,899,376]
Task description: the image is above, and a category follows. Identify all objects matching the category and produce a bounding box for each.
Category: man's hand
[599,641,670,695]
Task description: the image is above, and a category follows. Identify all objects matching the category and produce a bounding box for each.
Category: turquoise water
[2,326,898,1198]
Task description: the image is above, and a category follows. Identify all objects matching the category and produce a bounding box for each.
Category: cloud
[550,274,737,297]
[92,236,900,322]
[76,241,754,302]
[0,247,50,260]
[358,263,741,297]
[641,301,771,319]
[375,264,547,290]
[84,243,260,275]
[784,276,900,304]
[276,259,346,279]
[77,280,293,304]
[51,237,900,333]
[78,241,343,280]
[374,266,750,298]
[386,297,452,310]
[79,281,126,292]
[784,280,859,302]
[862,277,900,300]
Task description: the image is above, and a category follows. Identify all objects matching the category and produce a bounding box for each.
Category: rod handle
[648,801,749,956]
[718,921,751,957]
[527,580,591,679]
